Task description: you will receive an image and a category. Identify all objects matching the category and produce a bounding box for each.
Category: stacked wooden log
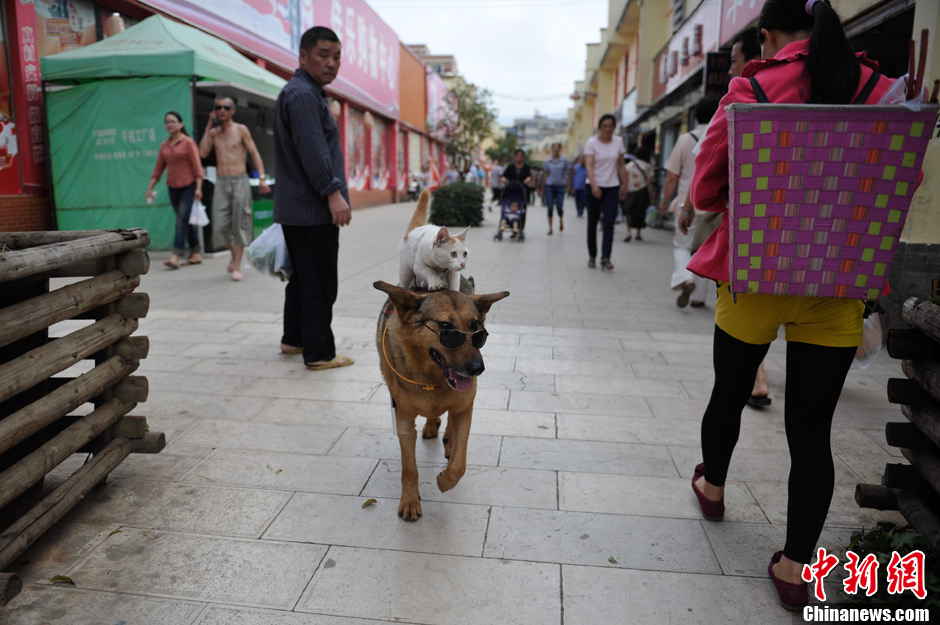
[856,297,940,550]
[0,229,162,605]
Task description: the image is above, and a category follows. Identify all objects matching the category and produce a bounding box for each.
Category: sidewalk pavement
[6,198,904,624]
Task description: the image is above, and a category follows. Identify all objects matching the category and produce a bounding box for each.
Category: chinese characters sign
[139,0,400,118]
[719,0,762,47]
[803,548,927,602]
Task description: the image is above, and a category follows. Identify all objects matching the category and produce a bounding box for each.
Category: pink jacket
[689,39,894,282]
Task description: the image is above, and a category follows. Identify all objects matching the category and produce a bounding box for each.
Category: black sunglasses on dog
[214,105,232,111]
[423,321,488,349]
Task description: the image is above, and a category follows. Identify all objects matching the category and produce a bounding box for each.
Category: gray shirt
[543,157,570,187]
[273,69,347,226]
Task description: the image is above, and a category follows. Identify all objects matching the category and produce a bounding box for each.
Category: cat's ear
[454,228,469,242]
[374,281,427,314]
[434,227,450,247]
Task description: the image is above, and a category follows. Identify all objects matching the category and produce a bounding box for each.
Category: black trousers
[700,325,855,564]
[281,224,339,363]
[586,186,619,261]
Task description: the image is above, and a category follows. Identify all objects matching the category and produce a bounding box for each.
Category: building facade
[566,0,936,169]
[0,0,451,232]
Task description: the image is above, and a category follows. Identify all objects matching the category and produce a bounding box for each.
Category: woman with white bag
[145,111,204,269]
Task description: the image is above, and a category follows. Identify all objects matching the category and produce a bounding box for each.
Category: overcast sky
[369,0,608,125]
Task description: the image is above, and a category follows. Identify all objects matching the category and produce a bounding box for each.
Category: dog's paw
[398,497,423,522]
[437,470,461,493]
[422,420,440,439]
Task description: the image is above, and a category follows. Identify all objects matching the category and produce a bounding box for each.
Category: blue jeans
[545,185,565,218]
[574,188,587,216]
[168,184,200,255]
[587,186,619,260]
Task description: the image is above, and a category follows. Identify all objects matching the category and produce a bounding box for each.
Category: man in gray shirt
[542,142,570,235]
[273,26,353,370]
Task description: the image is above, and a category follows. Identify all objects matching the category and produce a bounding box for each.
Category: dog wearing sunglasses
[374,280,509,521]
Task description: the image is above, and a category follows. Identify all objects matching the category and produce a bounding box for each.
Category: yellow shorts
[715,284,863,347]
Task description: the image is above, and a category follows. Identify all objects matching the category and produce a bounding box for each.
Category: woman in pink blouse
[146,111,204,269]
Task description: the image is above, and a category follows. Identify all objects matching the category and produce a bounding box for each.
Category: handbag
[189,199,209,227]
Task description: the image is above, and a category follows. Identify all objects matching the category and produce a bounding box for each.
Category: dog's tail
[405,189,431,239]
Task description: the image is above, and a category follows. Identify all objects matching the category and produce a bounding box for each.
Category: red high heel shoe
[691,463,724,521]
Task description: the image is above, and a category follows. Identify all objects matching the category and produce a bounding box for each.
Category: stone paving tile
[484,507,720,573]
[67,528,325,609]
[363,460,558,509]
[560,472,767,522]
[264,493,489,556]
[563,565,800,625]
[510,390,653,416]
[746,481,905,529]
[254,398,390,427]
[515,355,659,376]
[556,373,687,397]
[4,586,205,625]
[499,437,677,476]
[136,355,201,374]
[702,522,858,577]
[10,518,119,584]
[147,371,259,396]
[146,391,269,421]
[474,369,555,392]
[329,428,501,466]
[644,396,710,420]
[241,377,381,403]
[520,332,648,347]
[197,606,398,625]
[297,546,560,625]
[187,357,317,379]
[669,446,860,485]
[176,419,347,455]
[70,479,291,538]
[464,408,556,438]
[184,450,377,495]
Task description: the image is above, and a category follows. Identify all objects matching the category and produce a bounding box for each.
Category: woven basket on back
[727,103,938,299]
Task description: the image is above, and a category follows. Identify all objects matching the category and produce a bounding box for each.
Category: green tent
[41,15,286,248]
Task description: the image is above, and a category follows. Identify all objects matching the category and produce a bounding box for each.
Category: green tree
[433,76,497,173]
[485,132,522,165]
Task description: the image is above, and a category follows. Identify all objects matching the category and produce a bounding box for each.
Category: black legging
[700,325,856,564]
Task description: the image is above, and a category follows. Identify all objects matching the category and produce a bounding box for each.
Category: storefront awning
[40,15,285,100]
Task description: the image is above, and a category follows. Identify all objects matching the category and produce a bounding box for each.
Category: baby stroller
[494,181,527,242]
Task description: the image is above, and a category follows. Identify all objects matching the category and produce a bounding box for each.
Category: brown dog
[373,281,509,521]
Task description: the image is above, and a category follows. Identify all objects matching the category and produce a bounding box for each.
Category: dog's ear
[374,281,427,313]
[434,227,450,246]
[473,291,510,315]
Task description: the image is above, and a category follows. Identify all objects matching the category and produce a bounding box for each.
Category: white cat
[399,189,469,292]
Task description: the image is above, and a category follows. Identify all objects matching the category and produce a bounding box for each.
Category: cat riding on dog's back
[400,189,468,292]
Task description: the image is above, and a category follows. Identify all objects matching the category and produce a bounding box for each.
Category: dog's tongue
[448,369,474,392]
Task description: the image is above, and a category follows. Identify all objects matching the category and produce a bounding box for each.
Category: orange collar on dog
[381,326,437,391]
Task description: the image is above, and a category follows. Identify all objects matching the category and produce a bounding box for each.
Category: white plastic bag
[853,312,884,369]
[189,199,209,227]
[246,223,291,281]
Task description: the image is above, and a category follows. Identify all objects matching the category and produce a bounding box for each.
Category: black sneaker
[587,259,596,269]
[601,259,614,272]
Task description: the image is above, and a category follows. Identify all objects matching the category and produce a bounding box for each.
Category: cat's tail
[405,189,431,238]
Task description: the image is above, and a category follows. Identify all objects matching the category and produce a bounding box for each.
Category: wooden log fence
[0,229,160,605]
[856,297,940,552]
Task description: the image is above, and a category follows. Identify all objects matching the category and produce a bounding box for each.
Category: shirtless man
[199,96,270,281]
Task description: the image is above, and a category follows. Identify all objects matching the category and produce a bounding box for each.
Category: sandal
[305,355,355,370]
[163,257,181,270]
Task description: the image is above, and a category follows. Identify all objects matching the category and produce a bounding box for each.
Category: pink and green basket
[727,103,938,299]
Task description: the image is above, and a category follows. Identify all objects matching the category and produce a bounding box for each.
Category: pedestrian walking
[273,26,354,371]
[199,96,270,281]
[501,149,534,239]
[687,0,893,611]
[661,97,719,308]
[621,143,653,242]
[583,114,627,271]
[542,143,570,235]
[570,154,588,218]
[145,111,204,270]
[490,161,504,211]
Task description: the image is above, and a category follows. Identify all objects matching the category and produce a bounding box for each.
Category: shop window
[36,0,97,57]
[346,107,368,191]
[671,0,686,33]
[371,116,388,191]
[681,38,690,66]
[693,24,703,56]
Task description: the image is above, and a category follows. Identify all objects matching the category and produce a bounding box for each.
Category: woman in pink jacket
[687,0,893,611]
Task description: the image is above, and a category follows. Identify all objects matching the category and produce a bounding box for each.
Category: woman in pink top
[146,111,204,269]
[687,0,894,611]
